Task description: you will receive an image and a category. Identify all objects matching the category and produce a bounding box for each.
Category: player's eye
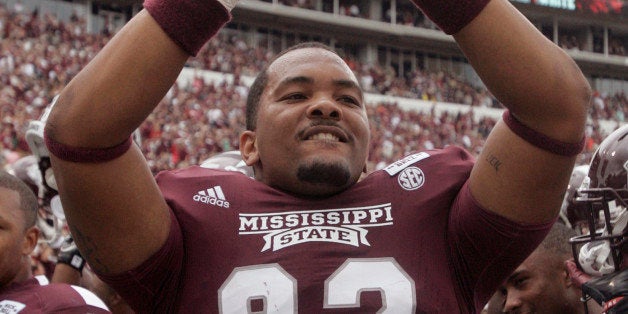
[281,93,307,102]
[514,277,528,289]
[338,96,360,107]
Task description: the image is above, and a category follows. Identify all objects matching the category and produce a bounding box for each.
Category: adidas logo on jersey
[193,186,230,208]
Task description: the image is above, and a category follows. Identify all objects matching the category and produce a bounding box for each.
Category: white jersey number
[219,258,415,313]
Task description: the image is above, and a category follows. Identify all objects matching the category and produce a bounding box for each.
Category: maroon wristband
[44,131,133,163]
[502,110,584,156]
[143,0,231,56]
[411,0,490,35]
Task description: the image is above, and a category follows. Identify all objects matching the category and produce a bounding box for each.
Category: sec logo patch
[398,167,425,191]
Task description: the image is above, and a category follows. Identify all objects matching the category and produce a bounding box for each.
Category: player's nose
[307,96,342,120]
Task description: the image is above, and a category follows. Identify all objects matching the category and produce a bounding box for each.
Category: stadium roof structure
[88,0,628,80]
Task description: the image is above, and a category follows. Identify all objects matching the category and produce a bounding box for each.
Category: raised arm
[44,2,233,275]
[413,0,591,223]
[458,0,590,223]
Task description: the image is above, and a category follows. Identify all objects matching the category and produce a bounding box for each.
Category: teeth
[308,133,339,141]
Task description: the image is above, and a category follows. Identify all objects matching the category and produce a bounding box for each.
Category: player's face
[0,187,34,287]
[496,250,581,314]
[244,48,370,196]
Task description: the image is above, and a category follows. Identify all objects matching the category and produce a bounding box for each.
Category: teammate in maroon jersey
[43,0,591,312]
[0,170,110,313]
[484,222,603,314]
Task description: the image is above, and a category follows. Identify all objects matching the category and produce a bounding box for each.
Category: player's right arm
[45,1,232,275]
[45,10,187,275]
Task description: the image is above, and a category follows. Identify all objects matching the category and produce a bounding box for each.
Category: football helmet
[570,124,628,276]
[6,155,65,248]
[25,95,58,194]
[22,95,66,248]
[200,150,254,177]
[560,164,590,232]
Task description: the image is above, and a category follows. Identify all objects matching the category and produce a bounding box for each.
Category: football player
[5,154,65,250]
[42,0,591,312]
[568,124,627,314]
[484,223,605,314]
[9,109,131,313]
[0,170,110,312]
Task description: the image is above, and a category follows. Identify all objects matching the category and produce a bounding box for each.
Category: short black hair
[539,222,577,257]
[0,170,38,229]
[246,42,340,130]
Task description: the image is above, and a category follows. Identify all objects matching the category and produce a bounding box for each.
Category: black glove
[582,269,628,314]
[56,236,85,273]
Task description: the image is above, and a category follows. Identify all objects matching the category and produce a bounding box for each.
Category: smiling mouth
[308,133,340,142]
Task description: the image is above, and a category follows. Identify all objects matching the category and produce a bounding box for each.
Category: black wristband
[57,241,86,273]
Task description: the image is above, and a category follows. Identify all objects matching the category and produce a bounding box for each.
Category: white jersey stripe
[34,275,49,285]
[71,285,110,310]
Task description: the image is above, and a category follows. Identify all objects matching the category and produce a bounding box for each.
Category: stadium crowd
[1,3,624,176]
[267,0,627,56]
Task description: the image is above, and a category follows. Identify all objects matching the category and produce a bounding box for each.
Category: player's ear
[240,131,259,167]
[22,226,39,255]
[562,262,575,288]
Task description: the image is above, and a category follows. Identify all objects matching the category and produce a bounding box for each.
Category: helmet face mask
[569,124,628,276]
[560,164,590,233]
[570,187,627,275]
[38,156,58,193]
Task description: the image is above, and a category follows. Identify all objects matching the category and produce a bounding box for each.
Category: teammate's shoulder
[0,279,110,313]
[156,165,250,181]
[40,282,110,311]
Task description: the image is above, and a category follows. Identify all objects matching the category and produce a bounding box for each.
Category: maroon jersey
[100,147,553,313]
[0,277,110,313]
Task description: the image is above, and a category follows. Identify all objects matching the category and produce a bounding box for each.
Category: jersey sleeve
[58,286,111,313]
[0,279,111,313]
[96,210,184,312]
[448,182,555,312]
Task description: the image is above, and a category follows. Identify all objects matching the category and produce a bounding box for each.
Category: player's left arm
[457,0,591,224]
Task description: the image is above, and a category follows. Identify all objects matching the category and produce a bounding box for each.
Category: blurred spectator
[609,37,626,56]
[282,0,316,10]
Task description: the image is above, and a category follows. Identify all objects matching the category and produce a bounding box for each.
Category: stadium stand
[0,0,626,174]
